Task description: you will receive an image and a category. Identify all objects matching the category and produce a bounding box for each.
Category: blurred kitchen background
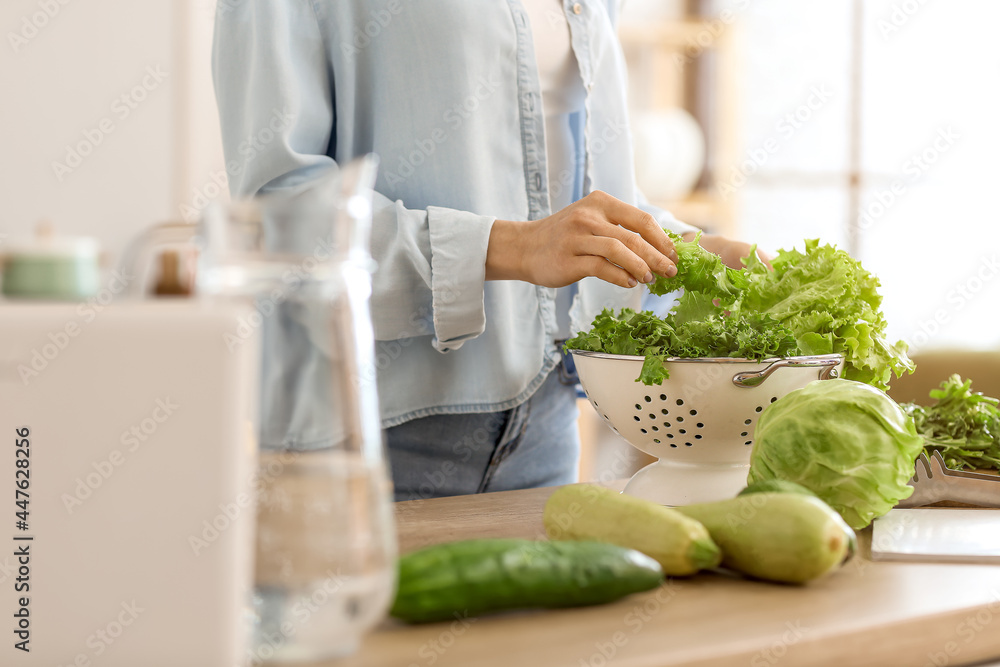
[2,0,999,478]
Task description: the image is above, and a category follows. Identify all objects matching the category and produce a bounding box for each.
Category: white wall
[0,0,225,261]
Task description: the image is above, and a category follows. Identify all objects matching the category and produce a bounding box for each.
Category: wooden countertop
[333,483,1000,667]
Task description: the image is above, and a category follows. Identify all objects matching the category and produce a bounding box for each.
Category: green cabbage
[748,379,925,529]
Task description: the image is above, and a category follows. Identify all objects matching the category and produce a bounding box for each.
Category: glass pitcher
[121,156,397,663]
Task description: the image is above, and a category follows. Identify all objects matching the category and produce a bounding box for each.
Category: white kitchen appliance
[0,300,258,667]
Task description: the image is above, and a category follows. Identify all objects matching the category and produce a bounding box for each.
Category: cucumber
[674,493,856,584]
[543,484,722,576]
[390,539,663,623]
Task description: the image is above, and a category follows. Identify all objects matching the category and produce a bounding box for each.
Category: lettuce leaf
[564,235,913,390]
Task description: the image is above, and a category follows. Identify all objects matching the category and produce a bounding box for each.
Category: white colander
[571,350,844,506]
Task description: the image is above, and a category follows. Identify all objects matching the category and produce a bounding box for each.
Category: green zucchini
[674,493,856,584]
[543,484,722,576]
[390,538,663,623]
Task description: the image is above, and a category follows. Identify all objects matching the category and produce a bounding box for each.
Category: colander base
[624,459,749,506]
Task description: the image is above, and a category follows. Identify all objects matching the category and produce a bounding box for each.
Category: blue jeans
[386,364,580,502]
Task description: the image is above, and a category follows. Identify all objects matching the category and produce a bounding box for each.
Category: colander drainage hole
[651,426,659,432]
[635,403,641,410]
[744,419,752,425]
[694,434,702,439]
[689,409,697,416]
[696,422,704,428]
[741,431,748,437]
[666,433,674,439]
[653,438,661,443]
[603,414,609,421]
[633,416,640,422]
[676,416,684,423]
[679,429,686,434]
[648,413,656,420]
[640,428,647,434]
[663,422,672,428]
[661,409,669,415]
[770,396,778,403]
[670,443,677,448]
[659,394,667,401]
[644,396,652,403]
[685,442,693,447]
[755,406,763,413]
[676,399,684,406]
[744,441,753,446]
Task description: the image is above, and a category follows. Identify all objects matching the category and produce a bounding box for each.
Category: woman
[212,0,758,500]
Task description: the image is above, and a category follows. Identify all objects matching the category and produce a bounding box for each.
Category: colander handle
[732,357,841,388]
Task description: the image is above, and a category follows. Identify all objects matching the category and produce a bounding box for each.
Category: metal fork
[896,450,1000,508]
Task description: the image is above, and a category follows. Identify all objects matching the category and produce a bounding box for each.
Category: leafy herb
[901,375,1000,471]
[565,234,913,389]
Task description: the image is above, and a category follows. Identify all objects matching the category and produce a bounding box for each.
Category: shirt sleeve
[211,0,492,353]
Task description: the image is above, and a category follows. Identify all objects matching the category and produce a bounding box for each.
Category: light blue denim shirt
[212,0,696,434]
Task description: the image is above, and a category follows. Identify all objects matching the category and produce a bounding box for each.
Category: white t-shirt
[524,0,587,339]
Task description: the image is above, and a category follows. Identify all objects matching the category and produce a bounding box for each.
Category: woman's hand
[486,191,679,289]
[684,232,774,270]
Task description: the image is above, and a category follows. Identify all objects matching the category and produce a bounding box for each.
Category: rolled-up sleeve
[212,0,493,352]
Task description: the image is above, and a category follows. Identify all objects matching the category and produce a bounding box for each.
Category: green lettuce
[565,234,913,390]
[902,375,1000,471]
[748,379,925,529]
[565,307,797,385]
[741,239,913,391]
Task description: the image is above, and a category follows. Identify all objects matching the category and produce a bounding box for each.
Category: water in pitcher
[250,450,396,663]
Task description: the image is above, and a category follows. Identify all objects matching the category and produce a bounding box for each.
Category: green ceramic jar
[1,236,101,300]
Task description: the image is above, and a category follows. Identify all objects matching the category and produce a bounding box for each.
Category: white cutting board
[0,301,259,666]
[872,508,1000,564]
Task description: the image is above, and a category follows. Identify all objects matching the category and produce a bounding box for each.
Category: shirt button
[573,3,582,14]
[535,172,543,190]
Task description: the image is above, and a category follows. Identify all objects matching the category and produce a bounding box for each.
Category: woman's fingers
[588,191,678,263]
[577,235,654,285]
[575,255,640,289]
[598,222,678,278]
